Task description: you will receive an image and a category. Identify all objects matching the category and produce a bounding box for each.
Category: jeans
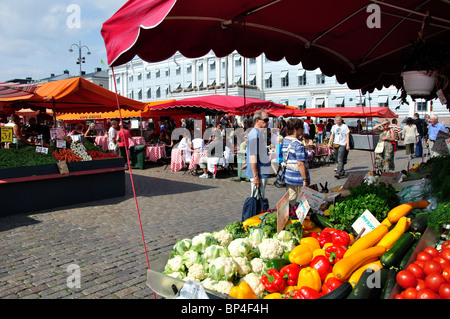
[334,145,347,175]
[415,136,423,157]
[317,132,324,144]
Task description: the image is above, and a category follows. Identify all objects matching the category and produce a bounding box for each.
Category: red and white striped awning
[0,81,40,99]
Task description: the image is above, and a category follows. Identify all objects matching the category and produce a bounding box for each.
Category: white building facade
[108,52,449,121]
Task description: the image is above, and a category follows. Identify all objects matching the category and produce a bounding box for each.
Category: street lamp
[68,41,91,77]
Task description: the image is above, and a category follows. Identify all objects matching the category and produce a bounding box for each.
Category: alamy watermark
[366,3,381,29]
[67,264,81,289]
[66,4,81,29]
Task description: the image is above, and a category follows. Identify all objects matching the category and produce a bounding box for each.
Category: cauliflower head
[212,229,233,247]
[258,238,284,260]
[208,256,238,281]
[228,238,253,258]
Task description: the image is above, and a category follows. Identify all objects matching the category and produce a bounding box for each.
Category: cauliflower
[250,258,265,274]
[185,263,207,281]
[240,273,265,297]
[275,230,294,242]
[172,238,192,256]
[201,278,234,295]
[228,238,253,258]
[208,256,238,281]
[167,271,185,280]
[182,250,201,269]
[203,245,230,261]
[213,229,233,247]
[164,256,186,274]
[247,228,266,248]
[191,232,218,253]
[281,240,297,252]
[232,257,252,276]
[258,238,284,260]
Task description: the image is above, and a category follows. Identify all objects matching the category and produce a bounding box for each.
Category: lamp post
[68,41,91,77]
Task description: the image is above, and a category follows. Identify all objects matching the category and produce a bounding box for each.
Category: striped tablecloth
[95,136,109,151]
[145,144,166,162]
[170,148,185,172]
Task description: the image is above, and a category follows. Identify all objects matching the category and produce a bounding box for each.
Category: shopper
[281,118,309,206]
[4,114,32,148]
[389,118,402,150]
[316,120,325,144]
[245,109,270,198]
[427,114,447,158]
[308,119,316,141]
[328,115,350,178]
[413,113,426,157]
[108,120,119,153]
[117,122,131,160]
[373,120,396,172]
[402,117,418,160]
[84,122,97,144]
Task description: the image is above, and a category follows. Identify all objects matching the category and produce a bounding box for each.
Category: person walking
[374,120,396,172]
[245,110,271,198]
[426,115,447,158]
[402,117,419,160]
[281,118,310,207]
[413,113,425,157]
[328,115,350,178]
[316,120,325,144]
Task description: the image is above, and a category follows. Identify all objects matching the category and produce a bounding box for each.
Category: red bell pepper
[321,277,343,295]
[321,227,338,235]
[317,231,333,247]
[261,269,286,293]
[325,244,347,264]
[309,255,332,281]
[280,264,301,286]
[331,230,350,247]
[291,286,321,299]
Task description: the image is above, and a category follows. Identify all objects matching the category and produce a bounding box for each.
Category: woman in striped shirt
[281,118,310,206]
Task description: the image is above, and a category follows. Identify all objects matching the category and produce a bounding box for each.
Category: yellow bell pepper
[297,267,322,292]
[263,292,283,299]
[289,245,313,266]
[229,282,256,299]
[280,285,300,294]
[299,237,321,251]
[312,248,326,259]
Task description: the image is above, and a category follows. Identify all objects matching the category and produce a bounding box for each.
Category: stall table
[95,136,109,151]
[145,144,166,162]
[170,148,185,172]
[352,133,379,151]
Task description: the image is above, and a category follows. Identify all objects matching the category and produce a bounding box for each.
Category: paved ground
[0,147,427,299]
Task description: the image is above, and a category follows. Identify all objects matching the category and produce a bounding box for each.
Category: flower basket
[401,70,436,96]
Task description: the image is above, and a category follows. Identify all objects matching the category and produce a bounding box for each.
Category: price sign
[1,127,13,143]
[295,196,310,224]
[352,210,381,237]
[50,128,57,140]
[56,139,66,148]
[343,173,366,190]
[35,146,48,154]
[276,191,290,234]
[297,186,326,211]
[432,130,450,156]
[377,172,402,185]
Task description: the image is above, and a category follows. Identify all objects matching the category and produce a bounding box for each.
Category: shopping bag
[374,141,384,154]
[273,164,286,188]
[241,188,269,222]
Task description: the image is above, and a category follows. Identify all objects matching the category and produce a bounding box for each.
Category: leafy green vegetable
[285,222,303,244]
[346,182,400,209]
[0,146,57,169]
[418,201,450,234]
[224,221,247,239]
[428,156,450,202]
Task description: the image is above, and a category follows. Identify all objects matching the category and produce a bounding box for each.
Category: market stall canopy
[0,82,40,100]
[267,108,309,118]
[101,0,450,94]
[147,94,285,115]
[268,106,398,118]
[0,77,146,113]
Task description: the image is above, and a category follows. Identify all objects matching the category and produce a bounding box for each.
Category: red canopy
[101,0,450,93]
[268,106,398,118]
[147,94,285,114]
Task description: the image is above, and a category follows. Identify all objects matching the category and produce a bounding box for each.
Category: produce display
[163,173,450,299]
[0,145,57,168]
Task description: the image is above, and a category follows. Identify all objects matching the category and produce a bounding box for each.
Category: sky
[0,0,128,82]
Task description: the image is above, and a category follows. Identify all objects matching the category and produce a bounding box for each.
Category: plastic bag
[397,179,439,211]
[174,281,210,299]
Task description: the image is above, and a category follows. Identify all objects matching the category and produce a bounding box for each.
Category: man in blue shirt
[245,110,270,198]
[426,115,447,158]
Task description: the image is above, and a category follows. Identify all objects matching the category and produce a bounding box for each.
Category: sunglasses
[260,118,269,123]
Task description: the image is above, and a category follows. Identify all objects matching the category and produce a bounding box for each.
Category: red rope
[111,67,156,299]
[359,90,375,172]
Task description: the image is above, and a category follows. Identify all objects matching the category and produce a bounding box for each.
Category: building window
[249,58,256,64]
[264,73,272,88]
[298,72,307,86]
[234,76,241,85]
[165,68,170,77]
[280,71,289,87]
[146,88,151,99]
[417,100,427,112]
[198,62,203,72]
[156,87,161,98]
[129,75,133,82]
[186,64,192,73]
[335,97,345,107]
[298,99,306,110]
[146,72,151,79]
[315,98,325,108]
[248,74,256,86]
[235,57,242,67]
[137,89,142,100]
[116,77,120,84]
[176,66,181,75]
[316,74,325,84]
[156,70,160,78]
[137,73,142,81]
[378,95,389,107]
[209,60,216,71]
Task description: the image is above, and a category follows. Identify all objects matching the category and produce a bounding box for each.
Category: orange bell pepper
[229,282,256,299]
[300,237,321,251]
[297,267,322,292]
[289,245,313,266]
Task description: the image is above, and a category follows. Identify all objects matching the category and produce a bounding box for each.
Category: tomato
[423,260,443,275]
[425,273,447,292]
[439,283,450,299]
[423,247,439,258]
[396,269,418,289]
[433,256,450,269]
[414,260,425,268]
[439,248,450,262]
[416,279,427,291]
[416,288,439,299]
[407,263,425,279]
[403,287,418,299]
[442,240,450,250]
[394,294,405,299]
[443,267,450,283]
[416,251,433,262]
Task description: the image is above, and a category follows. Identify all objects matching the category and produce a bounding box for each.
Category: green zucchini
[398,234,421,270]
[310,213,335,229]
[410,214,428,233]
[319,281,352,299]
[380,232,416,268]
[380,268,398,299]
[346,268,383,299]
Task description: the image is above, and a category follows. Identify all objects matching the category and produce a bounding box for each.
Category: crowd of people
[2,114,52,148]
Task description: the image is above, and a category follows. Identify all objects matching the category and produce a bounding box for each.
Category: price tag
[56,139,66,148]
[343,173,366,190]
[297,186,326,211]
[295,196,310,224]
[351,210,381,237]
[40,147,48,154]
[1,127,13,143]
[36,146,42,153]
[377,172,402,185]
[276,191,290,234]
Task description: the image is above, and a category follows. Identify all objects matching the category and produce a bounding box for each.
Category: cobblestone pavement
[0,148,426,299]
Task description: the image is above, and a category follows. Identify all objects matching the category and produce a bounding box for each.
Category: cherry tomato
[397,269,418,289]
[443,267,450,283]
[414,260,425,268]
[407,263,425,279]
[402,287,418,299]
[423,260,443,275]
[439,283,450,299]
[394,294,405,299]
[423,247,439,258]
[433,256,450,269]
[416,288,439,299]
[416,251,433,262]
[439,248,450,262]
[416,279,427,291]
[425,273,447,292]
[442,240,450,250]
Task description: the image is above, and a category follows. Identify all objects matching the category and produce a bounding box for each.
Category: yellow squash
[387,200,429,223]
[348,260,383,288]
[377,216,411,250]
[343,224,389,258]
[332,246,386,281]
